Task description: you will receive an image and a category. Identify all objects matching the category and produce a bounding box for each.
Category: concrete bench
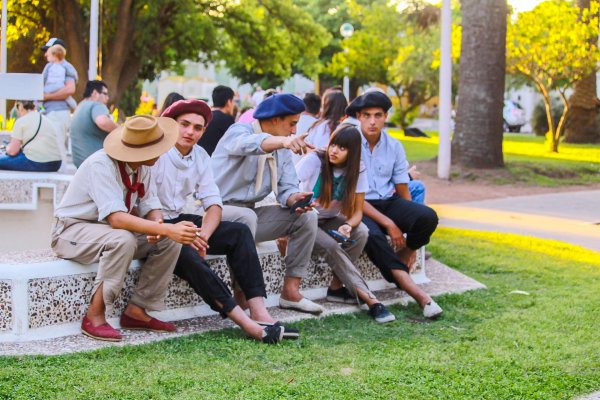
[0,171,74,252]
[0,244,428,342]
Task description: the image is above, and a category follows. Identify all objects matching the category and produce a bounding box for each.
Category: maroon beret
[161,99,213,126]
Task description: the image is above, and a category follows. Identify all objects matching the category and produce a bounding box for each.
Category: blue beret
[253,94,305,120]
[345,91,392,118]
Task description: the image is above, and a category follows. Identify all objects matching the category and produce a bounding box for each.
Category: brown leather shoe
[120,313,177,333]
[81,316,122,342]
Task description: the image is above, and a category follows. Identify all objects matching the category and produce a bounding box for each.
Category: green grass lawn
[1,228,599,399]
[389,129,600,186]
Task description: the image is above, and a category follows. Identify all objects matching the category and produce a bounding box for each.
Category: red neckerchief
[117,161,145,212]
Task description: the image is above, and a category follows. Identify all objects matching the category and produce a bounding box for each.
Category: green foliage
[217,0,329,85]
[328,1,444,128]
[4,0,328,106]
[506,0,600,153]
[531,98,564,137]
[1,230,600,398]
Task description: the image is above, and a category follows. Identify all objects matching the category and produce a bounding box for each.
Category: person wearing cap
[40,38,78,167]
[346,91,443,319]
[51,115,200,342]
[211,93,323,315]
[154,99,297,344]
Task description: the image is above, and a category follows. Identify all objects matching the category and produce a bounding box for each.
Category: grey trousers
[51,217,181,314]
[314,217,374,300]
[222,205,318,279]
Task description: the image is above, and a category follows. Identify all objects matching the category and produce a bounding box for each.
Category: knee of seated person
[418,205,439,228]
[110,229,138,251]
[296,209,318,230]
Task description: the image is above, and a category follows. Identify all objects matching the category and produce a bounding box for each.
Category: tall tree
[506,1,600,153]
[4,0,327,107]
[563,0,600,144]
[452,0,507,168]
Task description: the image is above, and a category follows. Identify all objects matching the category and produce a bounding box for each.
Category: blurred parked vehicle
[503,100,527,132]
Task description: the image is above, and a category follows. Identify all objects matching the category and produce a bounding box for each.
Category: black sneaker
[326,287,359,304]
[368,303,396,324]
[255,321,300,340]
[261,325,284,344]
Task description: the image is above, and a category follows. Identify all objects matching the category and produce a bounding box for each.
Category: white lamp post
[437,0,452,180]
[1,0,8,118]
[88,0,99,80]
[340,22,354,100]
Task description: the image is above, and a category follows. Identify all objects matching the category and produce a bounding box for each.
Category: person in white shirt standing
[155,99,298,344]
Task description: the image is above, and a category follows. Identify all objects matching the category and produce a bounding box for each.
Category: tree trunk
[452,0,507,168]
[563,0,600,144]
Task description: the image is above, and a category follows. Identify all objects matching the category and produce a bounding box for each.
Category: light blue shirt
[211,122,300,206]
[360,130,410,200]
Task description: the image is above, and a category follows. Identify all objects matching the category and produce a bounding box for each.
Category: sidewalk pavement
[432,190,600,252]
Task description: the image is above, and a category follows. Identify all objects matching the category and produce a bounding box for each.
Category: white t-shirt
[305,120,331,150]
[295,152,368,219]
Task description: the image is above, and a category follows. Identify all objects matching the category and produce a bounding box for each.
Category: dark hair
[310,91,348,134]
[17,100,36,111]
[317,124,363,218]
[303,93,321,115]
[263,88,277,100]
[212,85,234,107]
[83,80,108,98]
[159,92,185,115]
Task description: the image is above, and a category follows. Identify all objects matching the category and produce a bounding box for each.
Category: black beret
[345,91,392,117]
[253,94,305,120]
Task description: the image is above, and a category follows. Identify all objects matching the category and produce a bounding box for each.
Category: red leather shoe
[81,316,122,342]
[120,313,177,333]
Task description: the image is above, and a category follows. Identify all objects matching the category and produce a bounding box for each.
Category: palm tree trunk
[563,0,600,144]
[452,0,507,168]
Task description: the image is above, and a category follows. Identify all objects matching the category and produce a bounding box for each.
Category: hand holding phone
[326,229,357,245]
[289,193,313,214]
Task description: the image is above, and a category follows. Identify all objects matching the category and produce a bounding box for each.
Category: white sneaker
[279,297,324,315]
[423,300,443,319]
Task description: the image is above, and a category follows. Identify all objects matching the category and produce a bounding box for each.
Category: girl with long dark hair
[305,91,348,150]
[296,124,395,323]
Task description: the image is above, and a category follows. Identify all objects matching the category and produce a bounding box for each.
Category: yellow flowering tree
[506,0,600,152]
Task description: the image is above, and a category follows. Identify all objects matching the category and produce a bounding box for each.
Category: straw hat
[104,115,178,162]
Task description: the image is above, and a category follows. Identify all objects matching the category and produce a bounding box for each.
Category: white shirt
[305,120,331,150]
[152,146,223,220]
[55,150,161,222]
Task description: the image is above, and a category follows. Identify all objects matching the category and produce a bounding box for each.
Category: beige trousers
[314,217,375,300]
[51,217,181,314]
[221,205,318,279]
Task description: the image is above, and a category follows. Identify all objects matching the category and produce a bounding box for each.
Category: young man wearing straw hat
[211,93,323,315]
[153,99,298,344]
[51,115,200,342]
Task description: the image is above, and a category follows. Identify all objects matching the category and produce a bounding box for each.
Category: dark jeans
[165,214,267,317]
[362,196,438,283]
[0,152,61,172]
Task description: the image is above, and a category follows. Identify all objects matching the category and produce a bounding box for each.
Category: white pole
[1,0,8,119]
[343,73,349,101]
[88,0,99,80]
[437,0,452,180]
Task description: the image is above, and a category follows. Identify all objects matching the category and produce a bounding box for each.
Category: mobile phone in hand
[289,194,313,214]
[326,229,357,245]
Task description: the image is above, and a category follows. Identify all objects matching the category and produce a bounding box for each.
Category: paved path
[432,190,600,252]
